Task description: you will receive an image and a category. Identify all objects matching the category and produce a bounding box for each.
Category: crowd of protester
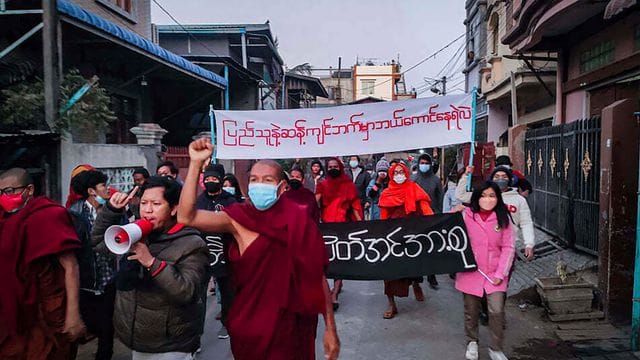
[0,141,533,360]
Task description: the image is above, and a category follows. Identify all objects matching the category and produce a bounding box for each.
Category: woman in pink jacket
[456,181,515,360]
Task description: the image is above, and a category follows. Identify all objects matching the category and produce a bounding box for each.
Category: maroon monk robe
[0,196,80,358]
[224,196,328,360]
[281,186,320,224]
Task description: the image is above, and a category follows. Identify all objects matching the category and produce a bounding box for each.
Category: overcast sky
[151,0,467,97]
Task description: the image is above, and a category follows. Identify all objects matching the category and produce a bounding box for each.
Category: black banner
[320,213,477,280]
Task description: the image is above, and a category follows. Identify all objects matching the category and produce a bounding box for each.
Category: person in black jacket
[69,170,119,360]
[345,155,372,215]
[196,164,237,340]
[92,176,209,358]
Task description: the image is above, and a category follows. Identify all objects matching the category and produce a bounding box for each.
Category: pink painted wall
[488,105,509,143]
[564,90,586,123]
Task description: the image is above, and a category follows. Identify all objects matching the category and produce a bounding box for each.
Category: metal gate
[524,117,601,255]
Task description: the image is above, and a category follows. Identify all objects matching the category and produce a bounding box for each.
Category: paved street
[79,276,572,360]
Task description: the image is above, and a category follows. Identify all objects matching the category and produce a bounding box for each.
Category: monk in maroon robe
[0,168,85,359]
[178,139,339,360]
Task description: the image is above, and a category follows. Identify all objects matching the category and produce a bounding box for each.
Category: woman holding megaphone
[91,176,209,359]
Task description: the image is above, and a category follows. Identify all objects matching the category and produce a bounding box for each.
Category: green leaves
[0,69,116,137]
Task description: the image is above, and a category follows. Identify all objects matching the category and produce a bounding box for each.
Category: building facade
[502,0,640,324]
[480,0,556,153]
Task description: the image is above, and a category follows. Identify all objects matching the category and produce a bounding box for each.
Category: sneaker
[465,341,478,360]
[217,326,229,339]
[488,348,509,360]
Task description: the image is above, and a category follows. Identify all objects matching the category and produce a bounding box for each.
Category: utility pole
[336,57,342,105]
[43,0,60,130]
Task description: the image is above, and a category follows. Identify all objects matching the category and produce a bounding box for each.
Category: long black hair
[223,173,244,202]
[469,181,511,229]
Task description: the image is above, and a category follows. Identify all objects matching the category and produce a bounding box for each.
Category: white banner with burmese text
[214,93,473,159]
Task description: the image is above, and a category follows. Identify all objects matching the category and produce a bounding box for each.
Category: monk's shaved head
[0,168,33,186]
[251,160,283,182]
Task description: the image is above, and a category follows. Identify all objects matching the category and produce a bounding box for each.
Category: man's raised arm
[177,138,232,233]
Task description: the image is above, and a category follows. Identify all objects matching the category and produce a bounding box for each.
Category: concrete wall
[565,90,587,122]
[353,65,395,101]
[158,36,232,58]
[487,105,509,143]
[69,0,151,39]
[317,76,354,106]
[566,12,640,81]
[60,139,161,201]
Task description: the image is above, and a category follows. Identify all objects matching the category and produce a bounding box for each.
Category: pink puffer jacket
[455,207,515,297]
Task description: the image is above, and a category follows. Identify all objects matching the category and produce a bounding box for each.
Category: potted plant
[535,260,595,319]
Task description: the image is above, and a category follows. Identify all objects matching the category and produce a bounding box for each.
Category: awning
[56,0,227,89]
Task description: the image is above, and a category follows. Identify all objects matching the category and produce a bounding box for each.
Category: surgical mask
[288,179,303,190]
[419,164,431,173]
[494,179,510,190]
[248,182,280,211]
[205,182,222,194]
[328,169,341,178]
[223,187,236,195]
[95,195,108,206]
[393,174,407,184]
[0,193,26,213]
[349,160,359,169]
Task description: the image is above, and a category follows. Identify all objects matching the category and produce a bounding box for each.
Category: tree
[0,69,116,140]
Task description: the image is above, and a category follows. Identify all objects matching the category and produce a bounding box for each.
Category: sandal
[382,308,398,319]
[332,302,340,311]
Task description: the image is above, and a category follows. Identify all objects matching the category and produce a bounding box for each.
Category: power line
[416,14,512,93]
[364,33,466,92]
[435,40,466,78]
[151,0,224,59]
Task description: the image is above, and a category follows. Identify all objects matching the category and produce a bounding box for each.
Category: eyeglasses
[0,185,27,195]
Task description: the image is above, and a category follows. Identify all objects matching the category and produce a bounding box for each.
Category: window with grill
[361,79,375,95]
[579,40,615,74]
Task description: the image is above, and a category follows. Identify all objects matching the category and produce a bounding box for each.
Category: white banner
[215,94,473,159]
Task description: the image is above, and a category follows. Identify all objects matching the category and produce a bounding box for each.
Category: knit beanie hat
[490,165,513,182]
[376,158,390,173]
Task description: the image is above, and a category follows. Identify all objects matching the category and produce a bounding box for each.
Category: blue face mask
[248,182,280,211]
[95,195,107,206]
[223,187,236,195]
[419,164,431,173]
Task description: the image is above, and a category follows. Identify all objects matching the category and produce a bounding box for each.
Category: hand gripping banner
[214,94,473,159]
[320,213,477,280]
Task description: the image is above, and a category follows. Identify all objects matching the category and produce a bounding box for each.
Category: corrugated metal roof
[57,0,227,88]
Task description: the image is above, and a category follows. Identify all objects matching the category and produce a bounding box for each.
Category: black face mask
[328,169,341,178]
[289,179,303,190]
[205,181,222,194]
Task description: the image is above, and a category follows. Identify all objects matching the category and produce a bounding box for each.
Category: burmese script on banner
[214,94,473,159]
[320,213,477,280]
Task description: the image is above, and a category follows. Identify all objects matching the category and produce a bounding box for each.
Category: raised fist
[189,138,214,163]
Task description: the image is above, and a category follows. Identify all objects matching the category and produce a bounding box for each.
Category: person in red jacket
[378,163,434,319]
[315,157,363,309]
